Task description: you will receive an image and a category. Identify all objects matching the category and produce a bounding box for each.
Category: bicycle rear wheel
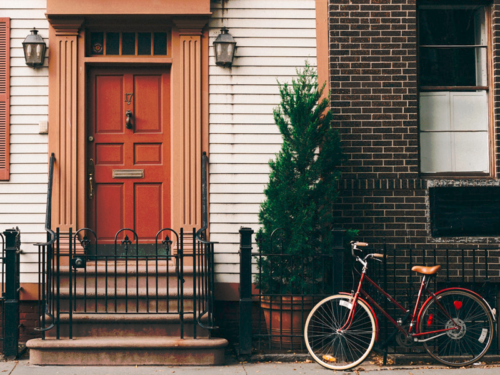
[304,294,376,370]
[418,289,494,366]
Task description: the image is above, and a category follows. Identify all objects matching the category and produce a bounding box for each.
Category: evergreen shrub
[255,63,346,295]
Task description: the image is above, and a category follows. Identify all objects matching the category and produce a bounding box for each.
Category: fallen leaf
[322,355,336,363]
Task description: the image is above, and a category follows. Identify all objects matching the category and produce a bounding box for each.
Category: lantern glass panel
[24,43,45,66]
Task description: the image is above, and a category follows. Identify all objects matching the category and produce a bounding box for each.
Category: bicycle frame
[340,266,460,342]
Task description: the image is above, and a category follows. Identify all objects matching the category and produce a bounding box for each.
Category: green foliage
[255,63,344,295]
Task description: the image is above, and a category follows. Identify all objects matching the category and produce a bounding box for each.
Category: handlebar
[350,241,385,263]
[350,241,368,257]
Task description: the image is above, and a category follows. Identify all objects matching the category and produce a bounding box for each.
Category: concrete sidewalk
[1,359,499,375]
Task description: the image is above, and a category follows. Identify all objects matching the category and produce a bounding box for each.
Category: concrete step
[56,263,196,289]
[27,336,228,365]
[44,313,210,339]
[53,287,196,312]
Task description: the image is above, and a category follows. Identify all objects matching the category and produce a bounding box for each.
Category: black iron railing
[34,153,56,335]
[195,228,217,332]
[35,227,216,340]
[195,152,217,332]
[240,230,500,356]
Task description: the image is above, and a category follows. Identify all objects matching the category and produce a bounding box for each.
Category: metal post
[332,228,346,293]
[239,227,254,358]
[3,228,20,359]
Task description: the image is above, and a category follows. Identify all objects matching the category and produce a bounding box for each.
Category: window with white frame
[419,4,490,175]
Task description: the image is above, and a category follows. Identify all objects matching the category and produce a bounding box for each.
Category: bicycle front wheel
[418,289,494,367]
[304,294,376,370]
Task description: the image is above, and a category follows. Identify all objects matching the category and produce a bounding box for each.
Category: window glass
[154,33,167,55]
[122,32,136,55]
[106,32,119,55]
[420,49,476,86]
[419,9,477,45]
[90,32,104,55]
[138,32,151,55]
[419,7,487,87]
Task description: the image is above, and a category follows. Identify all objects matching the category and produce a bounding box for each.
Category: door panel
[88,68,171,246]
[134,183,162,241]
[134,75,162,133]
[96,144,124,164]
[95,75,124,133]
[134,143,162,164]
[95,184,124,240]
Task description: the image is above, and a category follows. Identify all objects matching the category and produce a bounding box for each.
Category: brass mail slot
[112,169,144,178]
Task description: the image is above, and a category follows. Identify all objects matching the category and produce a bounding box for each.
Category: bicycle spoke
[305,296,375,370]
[419,290,493,366]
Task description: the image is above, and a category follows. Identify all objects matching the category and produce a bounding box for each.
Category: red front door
[88,68,171,244]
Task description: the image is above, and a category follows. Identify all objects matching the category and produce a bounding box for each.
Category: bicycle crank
[396,325,415,348]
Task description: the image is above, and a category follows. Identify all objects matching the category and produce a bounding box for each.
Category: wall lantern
[22,28,47,67]
[213,27,236,67]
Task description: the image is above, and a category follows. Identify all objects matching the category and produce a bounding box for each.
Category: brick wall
[0,301,40,351]
[330,0,418,180]
[329,0,500,281]
[19,301,40,343]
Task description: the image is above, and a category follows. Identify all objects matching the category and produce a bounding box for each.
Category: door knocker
[126,110,133,129]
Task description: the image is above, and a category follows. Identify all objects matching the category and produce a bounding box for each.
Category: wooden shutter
[0,18,9,180]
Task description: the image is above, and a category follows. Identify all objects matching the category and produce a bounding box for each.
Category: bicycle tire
[304,294,377,370]
[418,289,494,367]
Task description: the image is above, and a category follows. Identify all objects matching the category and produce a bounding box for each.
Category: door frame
[46,15,210,234]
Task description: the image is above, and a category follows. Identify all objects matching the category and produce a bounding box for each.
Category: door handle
[126,110,133,129]
[88,158,94,200]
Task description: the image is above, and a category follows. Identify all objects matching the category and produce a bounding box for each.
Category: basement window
[430,187,500,237]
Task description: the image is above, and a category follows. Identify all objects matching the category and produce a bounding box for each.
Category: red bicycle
[304,241,497,370]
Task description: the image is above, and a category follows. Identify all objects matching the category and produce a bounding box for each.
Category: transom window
[419,5,490,175]
[88,31,168,57]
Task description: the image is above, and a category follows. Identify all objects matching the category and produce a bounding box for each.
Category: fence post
[332,228,346,293]
[239,227,254,358]
[3,228,20,359]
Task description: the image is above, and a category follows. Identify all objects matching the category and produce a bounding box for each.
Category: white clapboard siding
[209,0,317,283]
[210,124,281,134]
[210,193,266,204]
[0,1,49,283]
[210,94,281,104]
[209,163,271,174]
[10,86,48,96]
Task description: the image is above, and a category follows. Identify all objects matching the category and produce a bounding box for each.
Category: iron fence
[240,229,500,358]
[0,228,22,358]
[35,227,217,340]
[367,242,500,357]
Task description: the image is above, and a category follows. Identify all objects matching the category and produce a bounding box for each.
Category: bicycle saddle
[411,265,441,275]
